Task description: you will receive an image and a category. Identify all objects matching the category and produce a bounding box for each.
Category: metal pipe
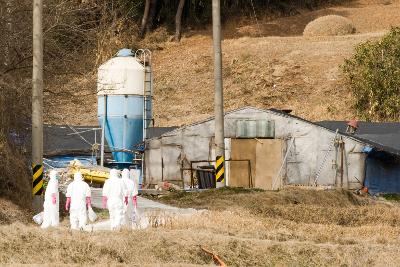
[181,159,185,188]
[100,95,107,166]
[272,137,295,190]
[161,157,164,181]
[212,0,225,187]
[94,128,97,163]
[340,137,344,188]
[32,0,44,212]
[190,161,194,188]
[248,160,253,188]
[123,95,127,162]
[334,130,339,187]
[142,52,146,143]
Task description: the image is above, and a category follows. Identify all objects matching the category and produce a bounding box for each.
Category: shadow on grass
[382,194,400,202]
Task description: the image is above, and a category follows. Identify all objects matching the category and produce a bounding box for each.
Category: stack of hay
[303,15,356,37]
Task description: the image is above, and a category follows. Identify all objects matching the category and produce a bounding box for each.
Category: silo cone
[97,49,151,163]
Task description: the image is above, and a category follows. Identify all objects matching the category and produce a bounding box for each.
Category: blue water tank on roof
[97,49,151,163]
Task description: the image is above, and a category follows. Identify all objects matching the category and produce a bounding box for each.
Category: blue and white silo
[97,49,152,163]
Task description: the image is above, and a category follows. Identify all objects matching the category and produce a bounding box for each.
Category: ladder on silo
[135,49,153,185]
[135,49,153,142]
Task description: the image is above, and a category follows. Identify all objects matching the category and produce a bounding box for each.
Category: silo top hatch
[97,49,145,96]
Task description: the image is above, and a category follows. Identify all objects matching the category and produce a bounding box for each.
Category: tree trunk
[146,0,158,33]
[3,0,13,68]
[140,0,151,37]
[174,0,186,42]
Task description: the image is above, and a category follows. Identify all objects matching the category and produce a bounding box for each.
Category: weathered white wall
[145,108,367,189]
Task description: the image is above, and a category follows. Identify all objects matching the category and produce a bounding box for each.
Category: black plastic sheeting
[364,151,400,194]
[317,121,400,156]
[147,126,178,139]
[44,125,104,156]
[44,125,177,156]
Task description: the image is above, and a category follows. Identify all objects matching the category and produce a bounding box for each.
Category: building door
[230,139,256,187]
[229,139,283,190]
[161,145,182,182]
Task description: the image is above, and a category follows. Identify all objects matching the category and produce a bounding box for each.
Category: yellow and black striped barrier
[32,164,44,196]
[216,156,225,184]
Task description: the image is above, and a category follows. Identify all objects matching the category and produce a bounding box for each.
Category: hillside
[44,0,400,126]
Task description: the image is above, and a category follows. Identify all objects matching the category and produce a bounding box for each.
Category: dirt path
[87,196,199,231]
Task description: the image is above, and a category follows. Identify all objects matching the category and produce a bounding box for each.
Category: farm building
[144,107,400,193]
[318,121,400,194]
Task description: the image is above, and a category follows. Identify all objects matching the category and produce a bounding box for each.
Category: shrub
[342,27,400,121]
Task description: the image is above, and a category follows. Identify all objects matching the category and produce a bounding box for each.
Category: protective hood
[49,170,59,180]
[121,169,130,180]
[109,169,120,179]
[74,171,83,181]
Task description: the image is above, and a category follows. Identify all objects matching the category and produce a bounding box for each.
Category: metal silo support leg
[100,95,107,167]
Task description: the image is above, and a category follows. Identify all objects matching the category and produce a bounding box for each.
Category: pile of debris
[45,159,111,192]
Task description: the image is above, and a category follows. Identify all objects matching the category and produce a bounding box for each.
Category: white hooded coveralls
[66,172,91,230]
[103,169,127,230]
[121,169,136,226]
[41,170,59,228]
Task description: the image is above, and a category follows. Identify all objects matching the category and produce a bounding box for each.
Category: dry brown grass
[303,15,356,37]
[1,188,400,266]
[156,187,400,226]
[42,0,400,127]
[0,199,31,225]
[0,137,31,206]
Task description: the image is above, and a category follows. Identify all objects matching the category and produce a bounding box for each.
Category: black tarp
[364,151,400,194]
[44,125,105,156]
[44,125,177,156]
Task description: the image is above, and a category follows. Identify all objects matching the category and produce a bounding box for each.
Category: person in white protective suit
[130,169,140,224]
[102,169,128,230]
[41,170,60,229]
[65,171,92,230]
[121,169,136,226]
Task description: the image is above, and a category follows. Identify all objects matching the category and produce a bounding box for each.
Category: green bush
[342,27,400,121]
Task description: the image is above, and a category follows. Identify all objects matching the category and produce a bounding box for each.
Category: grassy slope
[44,0,400,126]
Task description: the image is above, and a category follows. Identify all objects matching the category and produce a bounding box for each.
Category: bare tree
[146,0,158,33]
[140,0,151,37]
[2,0,13,69]
[174,0,186,42]
[140,0,159,37]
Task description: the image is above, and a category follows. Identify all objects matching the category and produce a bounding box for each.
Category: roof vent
[281,109,292,114]
[346,119,358,134]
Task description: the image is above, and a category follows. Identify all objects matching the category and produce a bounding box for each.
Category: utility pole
[212,0,225,187]
[32,0,44,211]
